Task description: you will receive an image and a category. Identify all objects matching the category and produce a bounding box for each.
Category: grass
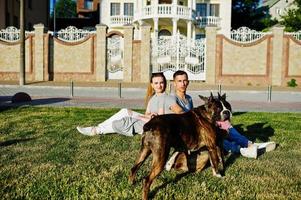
[0,106,301,200]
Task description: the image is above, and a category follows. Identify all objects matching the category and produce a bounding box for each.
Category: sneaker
[76,126,98,136]
[240,145,258,159]
[254,142,276,152]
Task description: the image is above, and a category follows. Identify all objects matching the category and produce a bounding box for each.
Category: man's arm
[170,103,185,114]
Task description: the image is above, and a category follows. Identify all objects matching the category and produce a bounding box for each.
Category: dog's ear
[209,92,214,102]
[199,95,208,103]
[221,93,226,100]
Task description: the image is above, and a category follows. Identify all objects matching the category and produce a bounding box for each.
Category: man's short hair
[173,70,189,80]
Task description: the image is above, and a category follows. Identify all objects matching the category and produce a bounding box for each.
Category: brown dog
[129,93,231,200]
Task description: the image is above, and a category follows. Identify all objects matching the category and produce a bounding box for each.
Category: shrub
[287,79,298,87]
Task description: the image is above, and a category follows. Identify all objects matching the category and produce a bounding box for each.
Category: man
[171,70,275,159]
[170,70,193,113]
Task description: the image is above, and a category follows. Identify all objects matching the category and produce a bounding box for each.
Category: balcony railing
[196,16,221,28]
[135,5,195,21]
[110,15,134,27]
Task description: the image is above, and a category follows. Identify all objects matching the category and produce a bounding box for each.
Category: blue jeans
[223,127,249,153]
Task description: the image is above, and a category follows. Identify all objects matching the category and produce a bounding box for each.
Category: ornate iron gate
[107,35,124,80]
[152,32,206,80]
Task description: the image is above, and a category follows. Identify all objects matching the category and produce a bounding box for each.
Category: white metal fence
[230,26,271,43]
[286,30,301,40]
[54,26,92,42]
[0,26,32,42]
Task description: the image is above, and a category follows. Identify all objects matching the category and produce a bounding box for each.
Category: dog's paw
[214,173,222,178]
[128,176,136,185]
[165,162,173,171]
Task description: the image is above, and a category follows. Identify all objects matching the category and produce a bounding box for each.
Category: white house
[260,0,295,20]
[99,0,232,39]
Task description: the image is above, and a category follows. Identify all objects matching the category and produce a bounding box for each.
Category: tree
[232,0,277,31]
[54,0,77,18]
[20,0,25,85]
[280,0,301,32]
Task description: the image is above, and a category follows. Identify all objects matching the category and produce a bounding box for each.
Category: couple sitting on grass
[77,70,275,159]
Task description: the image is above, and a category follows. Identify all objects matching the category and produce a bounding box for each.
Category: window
[196,34,205,39]
[5,12,10,27]
[84,0,93,10]
[124,3,134,16]
[276,8,281,15]
[27,22,33,31]
[209,4,219,17]
[13,15,19,28]
[196,3,207,17]
[28,0,32,9]
[111,3,120,16]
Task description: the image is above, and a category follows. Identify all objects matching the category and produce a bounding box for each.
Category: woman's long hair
[144,72,167,108]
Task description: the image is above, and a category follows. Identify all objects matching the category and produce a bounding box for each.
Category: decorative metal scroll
[56,26,90,42]
[107,35,124,79]
[287,30,301,40]
[230,27,270,43]
[0,26,32,42]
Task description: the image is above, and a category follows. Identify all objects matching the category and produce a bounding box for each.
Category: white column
[172,0,177,17]
[192,0,196,10]
[154,17,159,40]
[154,0,159,16]
[138,20,143,40]
[172,18,178,37]
[187,20,192,44]
[192,25,196,40]
[188,0,192,8]
[219,0,232,37]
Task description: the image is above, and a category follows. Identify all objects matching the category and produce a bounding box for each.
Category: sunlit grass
[0,106,300,199]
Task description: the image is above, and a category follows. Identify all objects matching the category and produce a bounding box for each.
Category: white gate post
[140,24,151,83]
[176,30,180,70]
[96,24,107,82]
[205,26,217,84]
[34,24,45,81]
[123,25,134,82]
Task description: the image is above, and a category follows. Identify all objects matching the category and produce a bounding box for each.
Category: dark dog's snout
[222,110,231,120]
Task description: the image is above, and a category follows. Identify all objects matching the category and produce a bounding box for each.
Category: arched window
[159,29,171,37]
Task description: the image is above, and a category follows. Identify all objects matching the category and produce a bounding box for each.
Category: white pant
[97,108,142,134]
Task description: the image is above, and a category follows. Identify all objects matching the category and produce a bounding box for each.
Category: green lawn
[0,106,300,199]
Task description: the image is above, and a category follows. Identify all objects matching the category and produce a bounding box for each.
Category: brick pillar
[205,26,218,85]
[34,24,44,81]
[140,24,151,83]
[271,26,284,86]
[96,24,107,82]
[123,25,134,82]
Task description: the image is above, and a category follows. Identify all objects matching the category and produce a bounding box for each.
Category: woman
[217,120,276,159]
[77,72,183,136]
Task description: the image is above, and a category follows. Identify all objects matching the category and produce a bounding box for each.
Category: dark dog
[169,93,232,172]
[129,93,232,200]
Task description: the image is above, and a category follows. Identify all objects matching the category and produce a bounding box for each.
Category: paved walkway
[1,82,301,112]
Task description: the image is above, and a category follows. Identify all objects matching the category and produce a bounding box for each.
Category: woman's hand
[137,113,158,122]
